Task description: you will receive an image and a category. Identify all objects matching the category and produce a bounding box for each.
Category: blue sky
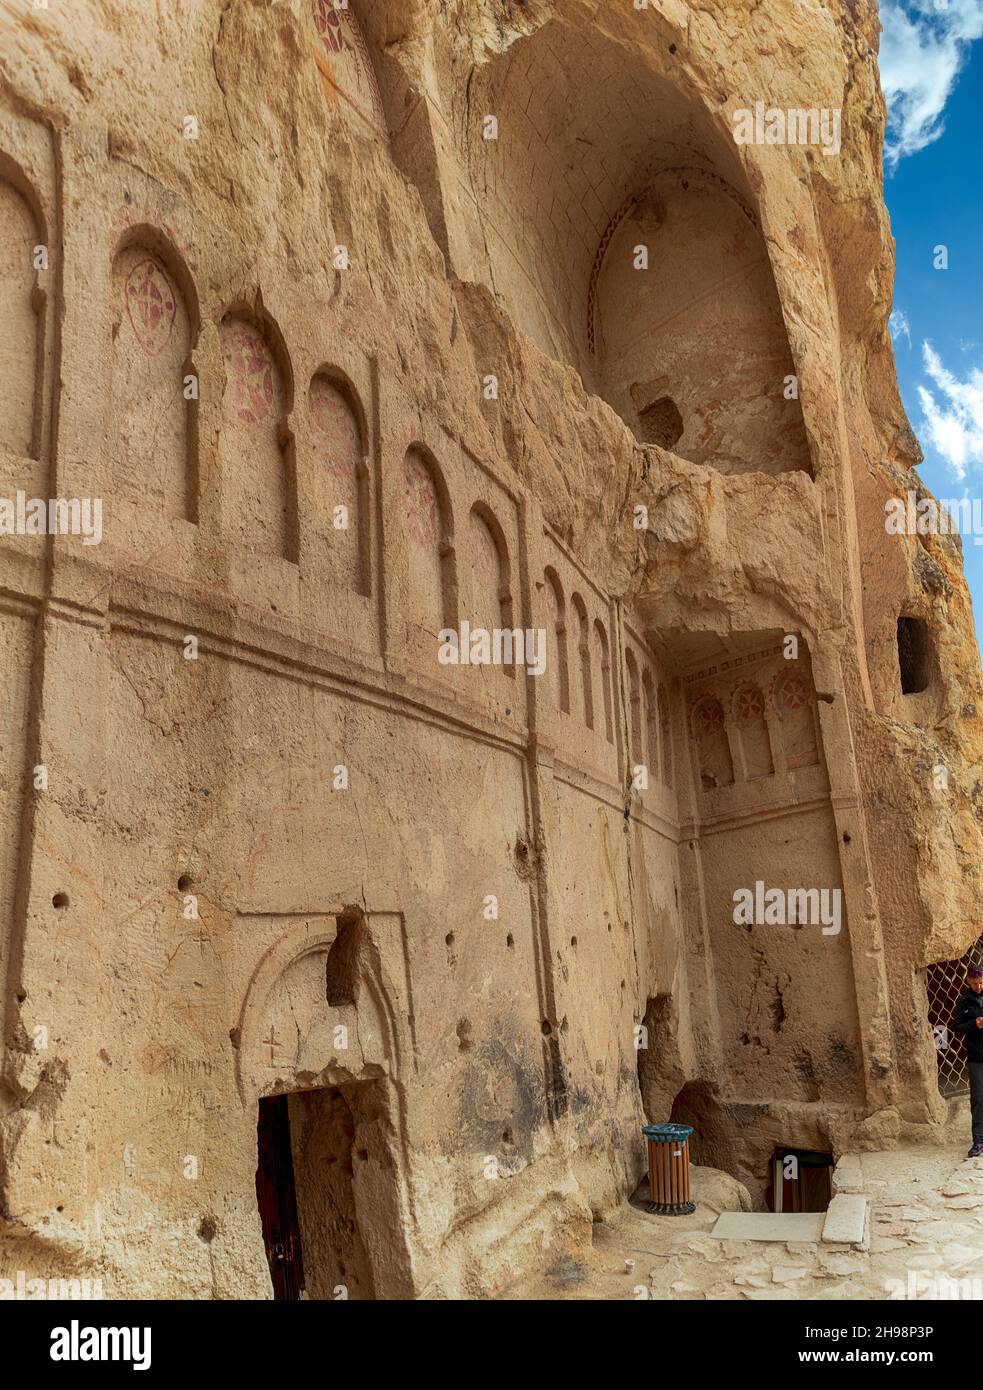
[879,0,983,637]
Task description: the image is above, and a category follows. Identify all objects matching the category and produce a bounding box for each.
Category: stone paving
[510,1145,983,1300]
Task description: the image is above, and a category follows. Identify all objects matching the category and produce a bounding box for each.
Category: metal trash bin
[643,1122,696,1215]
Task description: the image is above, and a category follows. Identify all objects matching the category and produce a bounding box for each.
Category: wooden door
[255,1094,306,1300]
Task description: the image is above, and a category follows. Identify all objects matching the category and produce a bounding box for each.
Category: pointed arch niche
[0,154,46,459]
[543,566,570,716]
[451,20,811,476]
[402,446,456,655]
[774,669,820,771]
[220,308,297,561]
[469,503,514,677]
[732,682,774,780]
[592,619,614,744]
[625,649,643,769]
[592,169,811,475]
[307,368,371,596]
[692,694,734,791]
[110,227,200,520]
[571,593,593,730]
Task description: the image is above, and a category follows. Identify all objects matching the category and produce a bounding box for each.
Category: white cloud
[890,308,912,346]
[917,341,983,479]
[879,0,983,167]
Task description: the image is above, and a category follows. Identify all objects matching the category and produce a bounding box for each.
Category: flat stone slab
[832,1154,863,1193]
[710,1212,824,1242]
[822,1193,869,1247]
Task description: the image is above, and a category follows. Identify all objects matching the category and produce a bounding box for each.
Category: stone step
[709,1212,825,1242]
[821,1193,870,1249]
[708,1194,870,1250]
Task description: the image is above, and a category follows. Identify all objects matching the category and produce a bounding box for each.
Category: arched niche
[236,915,405,1106]
[593,618,614,743]
[448,19,813,479]
[593,169,812,475]
[307,368,370,595]
[732,682,774,780]
[468,503,514,675]
[642,667,660,779]
[657,683,673,788]
[403,446,455,648]
[452,22,795,368]
[625,649,643,767]
[220,308,296,560]
[543,566,569,715]
[773,670,820,770]
[0,155,45,458]
[571,592,593,729]
[110,227,200,519]
[692,694,734,790]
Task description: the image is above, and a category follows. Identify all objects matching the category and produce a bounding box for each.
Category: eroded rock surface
[0,0,980,1298]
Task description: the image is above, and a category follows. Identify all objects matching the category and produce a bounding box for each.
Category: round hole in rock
[445,932,454,947]
[198,1216,218,1243]
[177,874,193,892]
[506,933,515,950]
[570,935,578,948]
[52,892,69,909]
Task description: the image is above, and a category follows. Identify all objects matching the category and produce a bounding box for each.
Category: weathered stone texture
[0,0,980,1298]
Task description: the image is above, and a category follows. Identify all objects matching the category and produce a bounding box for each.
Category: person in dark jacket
[953,964,983,1158]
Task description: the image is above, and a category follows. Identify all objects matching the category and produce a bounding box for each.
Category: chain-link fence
[928,936,983,1097]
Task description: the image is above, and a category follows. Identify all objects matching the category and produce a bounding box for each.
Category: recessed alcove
[634,393,684,449]
[445,16,813,476]
[897,616,933,695]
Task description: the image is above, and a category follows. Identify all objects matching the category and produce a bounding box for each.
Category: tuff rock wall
[0,0,980,1299]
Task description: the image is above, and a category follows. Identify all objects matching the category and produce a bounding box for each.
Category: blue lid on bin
[642,1122,694,1143]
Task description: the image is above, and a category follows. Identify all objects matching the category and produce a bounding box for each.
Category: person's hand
[975,1017,983,1029]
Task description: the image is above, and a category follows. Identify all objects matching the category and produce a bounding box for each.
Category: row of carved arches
[543,568,615,743]
[402,446,516,671]
[107,232,374,593]
[0,173,377,591]
[690,670,819,792]
[625,651,673,791]
[0,155,602,708]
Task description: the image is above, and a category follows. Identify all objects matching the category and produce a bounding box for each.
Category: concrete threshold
[709,1211,825,1242]
[709,1193,870,1249]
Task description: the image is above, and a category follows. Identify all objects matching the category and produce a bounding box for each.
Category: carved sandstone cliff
[0,0,979,1298]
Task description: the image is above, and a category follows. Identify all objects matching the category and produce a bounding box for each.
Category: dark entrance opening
[255,1093,305,1300]
[635,394,684,449]
[766,1147,833,1213]
[897,616,933,694]
[255,1084,380,1300]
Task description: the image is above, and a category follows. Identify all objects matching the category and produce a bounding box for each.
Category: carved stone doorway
[255,1081,387,1300]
